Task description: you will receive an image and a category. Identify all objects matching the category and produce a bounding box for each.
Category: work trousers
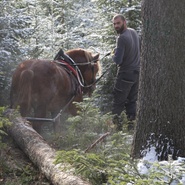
[112,70,139,120]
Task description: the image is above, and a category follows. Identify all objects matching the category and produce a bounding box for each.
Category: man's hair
[112,14,125,21]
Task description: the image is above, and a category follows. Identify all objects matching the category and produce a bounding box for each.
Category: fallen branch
[84,132,110,153]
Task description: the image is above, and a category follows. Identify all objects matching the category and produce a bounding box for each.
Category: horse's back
[10,59,73,115]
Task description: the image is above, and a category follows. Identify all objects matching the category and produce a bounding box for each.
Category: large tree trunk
[132,0,185,160]
[6,109,90,185]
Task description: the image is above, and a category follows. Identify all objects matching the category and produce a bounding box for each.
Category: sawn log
[5,109,90,185]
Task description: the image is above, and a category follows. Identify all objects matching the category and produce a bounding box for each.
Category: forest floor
[0,134,52,185]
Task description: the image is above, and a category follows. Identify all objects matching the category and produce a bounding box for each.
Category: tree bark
[5,109,90,185]
[132,0,185,160]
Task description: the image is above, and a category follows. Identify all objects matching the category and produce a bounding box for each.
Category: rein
[93,62,113,84]
[75,52,112,88]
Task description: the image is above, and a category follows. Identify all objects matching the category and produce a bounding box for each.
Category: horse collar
[58,59,78,77]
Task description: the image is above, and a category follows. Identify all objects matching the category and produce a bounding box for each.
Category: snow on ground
[137,146,185,184]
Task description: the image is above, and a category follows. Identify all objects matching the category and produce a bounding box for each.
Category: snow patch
[137,146,185,184]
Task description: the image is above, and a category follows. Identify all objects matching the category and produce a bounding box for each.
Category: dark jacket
[113,28,140,73]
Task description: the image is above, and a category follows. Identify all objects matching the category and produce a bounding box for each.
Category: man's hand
[111,48,116,56]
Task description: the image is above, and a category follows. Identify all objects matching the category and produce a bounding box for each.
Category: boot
[113,115,123,131]
[127,114,135,131]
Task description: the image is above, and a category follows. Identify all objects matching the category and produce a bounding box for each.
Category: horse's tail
[18,69,34,116]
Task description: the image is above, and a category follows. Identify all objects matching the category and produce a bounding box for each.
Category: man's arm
[113,36,125,65]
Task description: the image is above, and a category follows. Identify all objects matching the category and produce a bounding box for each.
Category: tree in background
[0,0,33,105]
[0,0,103,106]
[0,0,141,109]
[132,0,185,160]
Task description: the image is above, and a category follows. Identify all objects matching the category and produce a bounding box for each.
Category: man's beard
[116,24,125,34]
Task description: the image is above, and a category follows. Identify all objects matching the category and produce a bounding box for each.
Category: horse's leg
[51,110,62,134]
[32,105,47,134]
[68,95,83,116]
[20,103,30,117]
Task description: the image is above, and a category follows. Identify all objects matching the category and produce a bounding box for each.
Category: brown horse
[10,48,100,133]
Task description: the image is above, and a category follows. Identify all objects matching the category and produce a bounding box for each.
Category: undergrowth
[54,97,139,184]
[54,98,185,185]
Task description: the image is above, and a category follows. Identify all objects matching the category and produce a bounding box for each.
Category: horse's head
[66,48,101,96]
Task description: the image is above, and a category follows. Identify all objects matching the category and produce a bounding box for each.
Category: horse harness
[54,59,82,97]
[54,50,97,92]
[25,59,81,123]
[25,51,111,123]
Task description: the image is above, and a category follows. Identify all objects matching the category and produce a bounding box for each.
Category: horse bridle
[55,52,112,88]
[65,55,99,89]
[73,52,112,88]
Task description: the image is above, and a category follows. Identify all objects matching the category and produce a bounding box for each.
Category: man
[112,14,140,130]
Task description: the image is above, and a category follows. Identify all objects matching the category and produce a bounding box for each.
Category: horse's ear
[93,53,99,63]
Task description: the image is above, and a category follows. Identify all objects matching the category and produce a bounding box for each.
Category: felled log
[5,109,90,185]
